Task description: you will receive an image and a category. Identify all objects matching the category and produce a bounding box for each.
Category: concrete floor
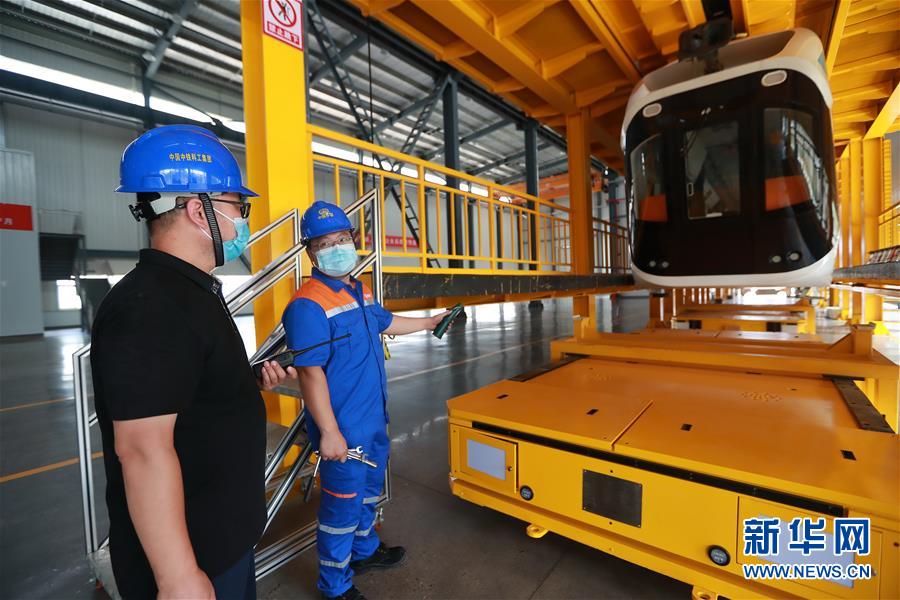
[1,296,691,599]
[5,295,893,599]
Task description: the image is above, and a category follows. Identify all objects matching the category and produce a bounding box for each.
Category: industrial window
[630,134,667,222]
[56,279,82,310]
[684,121,741,219]
[763,108,829,227]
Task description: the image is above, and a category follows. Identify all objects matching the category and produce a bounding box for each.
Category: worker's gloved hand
[320,430,349,463]
[257,361,298,392]
[425,310,452,331]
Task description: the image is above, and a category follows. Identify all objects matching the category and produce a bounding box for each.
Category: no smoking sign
[263,0,303,50]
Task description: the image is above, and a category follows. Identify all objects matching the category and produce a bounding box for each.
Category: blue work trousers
[313,423,389,598]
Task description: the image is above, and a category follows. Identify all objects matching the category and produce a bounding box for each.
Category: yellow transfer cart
[672,300,817,334]
[447,325,899,599]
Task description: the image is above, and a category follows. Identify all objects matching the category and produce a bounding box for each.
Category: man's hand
[257,361,298,391]
[319,429,348,462]
[425,310,451,331]
[157,566,215,599]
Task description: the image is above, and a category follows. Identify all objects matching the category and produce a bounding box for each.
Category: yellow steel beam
[834,106,879,123]
[540,42,605,79]
[360,0,404,16]
[838,156,851,315]
[849,138,863,324]
[589,93,630,118]
[865,82,900,140]
[844,10,900,37]
[575,79,631,108]
[491,1,554,39]
[440,39,476,61]
[241,0,311,426]
[862,138,884,324]
[567,109,594,320]
[824,0,851,76]
[835,124,867,140]
[832,52,900,77]
[679,0,705,27]
[834,81,895,104]
[410,0,576,115]
[492,77,526,93]
[570,0,642,82]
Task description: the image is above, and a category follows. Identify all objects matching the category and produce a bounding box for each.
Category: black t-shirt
[91,249,266,599]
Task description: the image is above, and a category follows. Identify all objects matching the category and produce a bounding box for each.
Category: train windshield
[763,108,830,229]
[683,120,741,219]
[631,134,667,222]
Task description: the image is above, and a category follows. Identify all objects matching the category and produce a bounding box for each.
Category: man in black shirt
[92,125,295,599]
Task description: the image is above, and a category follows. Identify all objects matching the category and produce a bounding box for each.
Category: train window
[630,134,667,222]
[763,109,828,225]
[683,121,741,220]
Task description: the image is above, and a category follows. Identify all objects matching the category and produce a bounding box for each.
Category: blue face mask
[316,243,358,277]
[210,208,250,263]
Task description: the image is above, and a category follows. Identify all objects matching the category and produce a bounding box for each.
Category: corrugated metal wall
[2,105,252,262]
[4,104,146,251]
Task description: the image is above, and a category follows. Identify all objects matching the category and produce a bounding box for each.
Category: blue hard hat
[301,201,353,242]
[116,124,257,196]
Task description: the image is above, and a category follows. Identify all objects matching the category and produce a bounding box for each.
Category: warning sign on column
[263,0,303,50]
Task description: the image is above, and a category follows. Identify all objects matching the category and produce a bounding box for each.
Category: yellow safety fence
[308,125,630,276]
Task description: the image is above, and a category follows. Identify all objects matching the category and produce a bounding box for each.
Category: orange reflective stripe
[291,279,355,312]
[322,488,358,499]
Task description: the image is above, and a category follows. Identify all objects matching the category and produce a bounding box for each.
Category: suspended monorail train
[623,25,838,288]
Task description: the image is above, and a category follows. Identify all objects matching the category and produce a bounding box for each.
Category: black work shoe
[324,585,367,600]
[350,543,407,575]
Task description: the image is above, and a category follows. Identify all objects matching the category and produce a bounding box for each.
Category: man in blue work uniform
[283,201,448,600]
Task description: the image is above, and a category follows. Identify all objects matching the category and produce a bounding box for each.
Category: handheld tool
[303,446,377,502]
[432,303,464,340]
[252,334,351,378]
[315,445,378,468]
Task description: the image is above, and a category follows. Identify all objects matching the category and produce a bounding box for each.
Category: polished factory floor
[1,295,683,599]
[3,295,889,599]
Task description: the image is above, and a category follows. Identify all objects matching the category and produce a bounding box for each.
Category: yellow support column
[849,138,863,324]
[838,155,851,317]
[863,138,884,325]
[241,0,313,426]
[567,110,594,320]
